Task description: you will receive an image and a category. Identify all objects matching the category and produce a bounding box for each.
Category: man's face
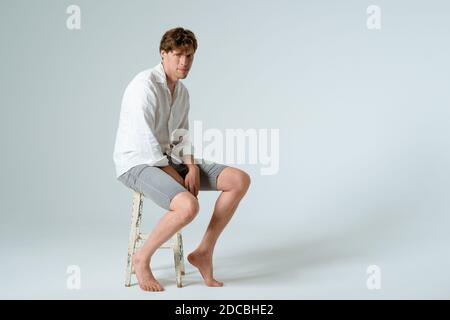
[161,46,195,82]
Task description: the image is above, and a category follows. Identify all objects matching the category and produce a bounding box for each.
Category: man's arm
[169,89,199,195]
[183,154,200,197]
[160,155,199,196]
[182,154,197,169]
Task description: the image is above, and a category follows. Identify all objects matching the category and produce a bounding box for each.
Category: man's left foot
[187,250,224,287]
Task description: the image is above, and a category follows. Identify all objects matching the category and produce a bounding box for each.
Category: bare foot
[187,250,224,287]
[132,253,164,292]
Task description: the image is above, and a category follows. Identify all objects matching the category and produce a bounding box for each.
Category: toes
[150,282,164,292]
[213,280,223,287]
[205,279,223,287]
[138,281,164,292]
[140,284,150,291]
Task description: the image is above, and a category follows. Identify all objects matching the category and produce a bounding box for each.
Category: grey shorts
[118,157,228,210]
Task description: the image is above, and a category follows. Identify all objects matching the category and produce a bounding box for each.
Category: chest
[153,85,186,128]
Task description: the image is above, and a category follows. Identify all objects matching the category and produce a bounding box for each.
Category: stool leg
[125,192,143,287]
[179,232,186,276]
[173,232,183,288]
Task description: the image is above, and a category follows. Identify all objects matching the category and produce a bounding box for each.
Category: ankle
[133,251,151,264]
[192,248,213,257]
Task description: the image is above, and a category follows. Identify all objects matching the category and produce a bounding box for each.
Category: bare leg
[133,191,199,291]
[188,167,251,287]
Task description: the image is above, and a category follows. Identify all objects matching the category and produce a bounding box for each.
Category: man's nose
[180,55,190,66]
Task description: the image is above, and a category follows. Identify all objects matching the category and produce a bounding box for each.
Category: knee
[234,170,251,195]
[181,198,200,223]
[170,192,199,223]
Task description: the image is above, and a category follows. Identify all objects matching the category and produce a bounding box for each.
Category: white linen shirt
[113,63,194,178]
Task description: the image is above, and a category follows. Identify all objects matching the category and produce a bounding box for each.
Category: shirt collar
[154,62,179,92]
[154,62,167,84]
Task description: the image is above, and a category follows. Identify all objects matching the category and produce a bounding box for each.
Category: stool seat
[125,192,185,288]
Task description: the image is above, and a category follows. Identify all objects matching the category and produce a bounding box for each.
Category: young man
[113,27,251,292]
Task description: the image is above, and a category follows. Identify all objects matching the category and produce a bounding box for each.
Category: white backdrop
[1,0,449,299]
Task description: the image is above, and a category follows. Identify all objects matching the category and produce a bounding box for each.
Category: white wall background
[0,0,449,299]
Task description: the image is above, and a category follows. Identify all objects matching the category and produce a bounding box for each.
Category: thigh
[118,164,188,210]
[196,159,229,191]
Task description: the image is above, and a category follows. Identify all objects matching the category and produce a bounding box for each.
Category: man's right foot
[132,253,164,292]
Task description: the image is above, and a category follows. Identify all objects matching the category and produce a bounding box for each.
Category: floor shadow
[210,207,415,285]
[131,206,415,287]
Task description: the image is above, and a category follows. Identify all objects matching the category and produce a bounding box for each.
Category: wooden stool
[124,192,185,288]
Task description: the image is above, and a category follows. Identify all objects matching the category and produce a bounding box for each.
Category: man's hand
[184,164,200,197]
